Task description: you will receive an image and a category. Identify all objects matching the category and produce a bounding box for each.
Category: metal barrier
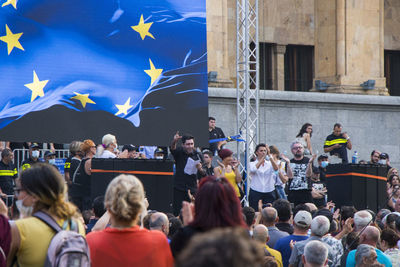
[13,148,70,172]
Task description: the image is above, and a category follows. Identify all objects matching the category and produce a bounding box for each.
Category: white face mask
[49,159,56,165]
[31,150,40,158]
[16,197,34,218]
[155,156,163,160]
[378,159,386,165]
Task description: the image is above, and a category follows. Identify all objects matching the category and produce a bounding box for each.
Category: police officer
[21,143,41,171]
[0,148,17,206]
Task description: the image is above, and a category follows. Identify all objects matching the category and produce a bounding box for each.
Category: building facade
[206,0,400,167]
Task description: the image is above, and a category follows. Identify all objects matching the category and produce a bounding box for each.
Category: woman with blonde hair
[7,163,85,266]
[86,174,173,267]
[96,134,118,158]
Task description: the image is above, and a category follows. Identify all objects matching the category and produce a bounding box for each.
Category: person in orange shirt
[86,174,173,267]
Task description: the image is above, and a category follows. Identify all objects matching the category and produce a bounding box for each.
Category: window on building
[259,43,273,90]
[384,50,400,96]
[284,45,314,91]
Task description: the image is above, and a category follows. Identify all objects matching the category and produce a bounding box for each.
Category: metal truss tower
[236,0,259,205]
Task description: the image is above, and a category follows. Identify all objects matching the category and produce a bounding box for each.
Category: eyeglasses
[293,147,303,150]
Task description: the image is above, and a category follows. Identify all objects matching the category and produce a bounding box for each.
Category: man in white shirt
[248,143,279,210]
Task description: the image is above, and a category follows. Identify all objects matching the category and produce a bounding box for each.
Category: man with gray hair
[302,240,329,267]
[289,215,334,267]
[288,141,315,206]
[353,210,372,232]
[354,244,381,267]
[345,226,391,267]
[261,206,288,248]
[149,212,170,239]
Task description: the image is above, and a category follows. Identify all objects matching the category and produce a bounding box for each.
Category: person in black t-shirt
[323,123,352,163]
[208,117,226,155]
[317,154,329,183]
[170,132,203,215]
[199,149,214,178]
[288,142,315,206]
[310,167,327,209]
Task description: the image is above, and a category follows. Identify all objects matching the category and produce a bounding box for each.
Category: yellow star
[2,0,17,9]
[71,92,96,108]
[24,71,49,102]
[115,97,133,116]
[0,24,24,55]
[144,59,163,85]
[131,15,155,40]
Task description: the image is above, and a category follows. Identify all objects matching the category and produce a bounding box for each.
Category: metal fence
[14,148,70,172]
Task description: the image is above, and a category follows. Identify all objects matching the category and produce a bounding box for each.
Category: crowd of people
[0,118,399,266]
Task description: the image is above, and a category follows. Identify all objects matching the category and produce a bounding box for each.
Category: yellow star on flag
[115,97,133,116]
[2,0,17,9]
[131,15,155,40]
[71,92,96,108]
[144,59,163,85]
[0,24,24,55]
[24,71,49,102]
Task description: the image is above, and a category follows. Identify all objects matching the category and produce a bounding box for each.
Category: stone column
[272,44,286,91]
[314,0,388,95]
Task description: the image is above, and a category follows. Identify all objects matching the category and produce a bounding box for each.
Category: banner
[0,0,208,145]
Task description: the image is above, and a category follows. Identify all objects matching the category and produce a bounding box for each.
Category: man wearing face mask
[0,148,17,206]
[154,147,166,160]
[21,143,41,171]
[44,151,57,166]
[317,154,329,184]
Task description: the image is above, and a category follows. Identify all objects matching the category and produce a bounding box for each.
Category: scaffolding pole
[236,0,259,205]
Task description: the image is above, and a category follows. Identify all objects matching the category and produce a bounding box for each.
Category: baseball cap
[318,154,329,161]
[122,144,136,152]
[154,147,164,154]
[30,143,40,149]
[44,151,56,158]
[294,210,312,227]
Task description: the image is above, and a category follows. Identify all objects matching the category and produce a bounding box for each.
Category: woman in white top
[248,143,279,210]
[295,123,313,155]
[97,134,118,158]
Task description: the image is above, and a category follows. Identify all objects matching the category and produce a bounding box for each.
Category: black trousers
[173,188,192,216]
[248,188,277,211]
[288,190,312,207]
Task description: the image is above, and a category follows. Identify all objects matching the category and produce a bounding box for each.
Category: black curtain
[385,50,400,96]
[284,45,314,91]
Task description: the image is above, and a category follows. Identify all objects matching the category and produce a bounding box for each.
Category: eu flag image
[0,0,208,145]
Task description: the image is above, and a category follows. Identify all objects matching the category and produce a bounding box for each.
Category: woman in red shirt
[86,174,173,267]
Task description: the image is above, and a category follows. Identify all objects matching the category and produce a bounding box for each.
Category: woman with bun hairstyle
[86,174,173,267]
[7,163,85,266]
[214,148,241,197]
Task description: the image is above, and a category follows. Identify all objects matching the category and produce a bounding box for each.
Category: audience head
[218,149,233,164]
[293,203,311,218]
[333,123,342,135]
[242,206,256,228]
[122,144,137,159]
[359,226,380,247]
[387,168,399,180]
[69,141,83,157]
[175,228,264,267]
[272,199,291,222]
[1,148,13,164]
[388,174,400,187]
[104,174,145,225]
[168,217,183,239]
[202,150,213,164]
[345,231,360,250]
[102,134,117,148]
[310,216,330,237]
[261,207,278,226]
[380,228,400,251]
[253,224,269,244]
[254,144,267,160]
[92,196,105,218]
[81,139,96,155]
[190,176,246,231]
[268,145,280,158]
[294,210,312,232]
[355,244,378,267]
[263,256,279,267]
[149,212,169,236]
[384,213,399,230]
[340,206,356,226]
[305,203,318,214]
[18,163,76,219]
[370,150,381,164]
[354,210,372,231]
[302,240,328,267]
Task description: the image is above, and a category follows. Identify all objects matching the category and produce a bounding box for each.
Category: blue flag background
[0,0,208,145]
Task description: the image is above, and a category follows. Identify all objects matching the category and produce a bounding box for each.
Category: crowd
[0,117,399,266]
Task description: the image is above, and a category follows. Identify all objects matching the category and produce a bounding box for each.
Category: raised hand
[174,131,182,141]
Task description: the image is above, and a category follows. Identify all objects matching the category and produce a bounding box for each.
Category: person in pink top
[86,174,173,267]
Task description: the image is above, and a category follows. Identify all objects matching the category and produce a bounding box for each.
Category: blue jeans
[275,185,287,200]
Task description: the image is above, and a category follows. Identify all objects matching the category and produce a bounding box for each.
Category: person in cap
[274,210,312,267]
[44,151,56,166]
[21,143,41,171]
[154,147,165,160]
